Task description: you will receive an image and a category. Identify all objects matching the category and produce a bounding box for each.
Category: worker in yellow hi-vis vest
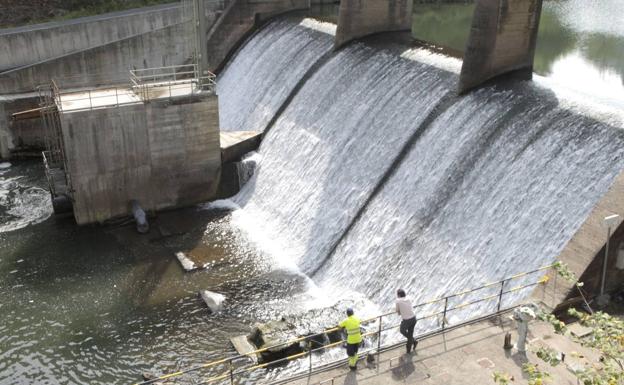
[339,308,362,371]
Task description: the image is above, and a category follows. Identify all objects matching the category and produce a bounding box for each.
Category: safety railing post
[497,280,505,312]
[376,315,382,362]
[228,358,234,385]
[115,87,119,107]
[88,89,92,110]
[441,297,449,330]
[308,340,313,373]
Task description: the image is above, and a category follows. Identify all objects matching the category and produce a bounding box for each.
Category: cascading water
[230,41,456,274]
[217,18,335,132]
[220,17,624,324]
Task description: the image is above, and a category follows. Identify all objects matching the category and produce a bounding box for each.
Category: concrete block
[199,290,226,313]
[175,251,198,272]
[459,0,543,94]
[230,335,259,363]
[59,94,221,225]
[335,0,413,48]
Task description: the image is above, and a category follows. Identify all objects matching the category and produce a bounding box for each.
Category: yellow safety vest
[339,315,362,344]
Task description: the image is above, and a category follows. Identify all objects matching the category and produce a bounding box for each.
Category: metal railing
[134,264,556,385]
[45,64,216,113]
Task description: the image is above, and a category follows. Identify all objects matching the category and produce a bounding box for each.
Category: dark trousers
[346,343,359,367]
[400,317,417,352]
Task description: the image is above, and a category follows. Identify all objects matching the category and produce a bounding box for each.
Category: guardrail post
[376,315,382,361]
[115,87,119,107]
[442,297,449,330]
[308,340,313,373]
[497,280,505,312]
[228,358,234,385]
[88,89,92,110]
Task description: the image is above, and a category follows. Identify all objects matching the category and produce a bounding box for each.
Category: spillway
[218,19,335,132]
[220,17,624,322]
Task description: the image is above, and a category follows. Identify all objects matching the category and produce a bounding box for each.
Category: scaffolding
[38,80,71,199]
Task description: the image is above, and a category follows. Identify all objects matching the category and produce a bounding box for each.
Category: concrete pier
[205,0,310,73]
[42,70,221,225]
[334,0,413,49]
[459,0,543,94]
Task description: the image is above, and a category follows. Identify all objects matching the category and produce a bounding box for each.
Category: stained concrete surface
[273,315,597,385]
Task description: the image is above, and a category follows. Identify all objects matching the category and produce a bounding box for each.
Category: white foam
[401,47,462,74]
[299,18,337,35]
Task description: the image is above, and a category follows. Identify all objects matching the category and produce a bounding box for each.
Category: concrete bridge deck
[271,316,590,385]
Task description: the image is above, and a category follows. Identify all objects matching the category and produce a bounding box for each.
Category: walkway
[271,314,595,385]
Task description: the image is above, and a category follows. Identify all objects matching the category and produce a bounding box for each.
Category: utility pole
[597,214,620,306]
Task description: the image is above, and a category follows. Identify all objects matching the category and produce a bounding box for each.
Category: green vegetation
[494,261,624,385]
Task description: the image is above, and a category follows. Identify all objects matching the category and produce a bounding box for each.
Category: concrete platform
[57,81,206,112]
[271,315,598,385]
[220,131,262,163]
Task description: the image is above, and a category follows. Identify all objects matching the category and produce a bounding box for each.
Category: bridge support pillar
[459,0,543,94]
[334,0,413,49]
[205,0,311,73]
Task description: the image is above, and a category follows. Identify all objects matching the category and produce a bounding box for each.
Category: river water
[2,2,624,384]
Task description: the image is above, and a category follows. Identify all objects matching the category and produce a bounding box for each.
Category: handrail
[133,264,555,385]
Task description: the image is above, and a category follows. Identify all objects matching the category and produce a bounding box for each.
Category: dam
[1,1,624,384]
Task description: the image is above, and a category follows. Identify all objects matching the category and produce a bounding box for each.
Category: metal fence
[42,64,216,113]
[134,264,556,385]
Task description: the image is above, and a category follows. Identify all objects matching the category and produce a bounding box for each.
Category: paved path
[272,315,596,385]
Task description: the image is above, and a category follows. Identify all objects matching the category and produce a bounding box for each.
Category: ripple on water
[0,175,52,233]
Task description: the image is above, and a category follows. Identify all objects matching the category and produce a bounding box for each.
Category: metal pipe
[130,200,149,234]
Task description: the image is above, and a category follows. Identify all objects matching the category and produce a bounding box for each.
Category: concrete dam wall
[0,3,185,73]
[218,18,624,319]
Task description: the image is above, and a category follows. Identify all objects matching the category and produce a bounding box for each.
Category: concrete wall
[459,0,542,94]
[542,171,624,308]
[205,0,311,73]
[334,0,413,49]
[60,95,221,225]
[0,4,184,73]
[0,102,9,159]
[0,22,193,94]
[0,95,45,152]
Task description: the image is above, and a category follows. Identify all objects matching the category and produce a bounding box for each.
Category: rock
[175,251,197,272]
[0,162,11,169]
[230,335,258,363]
[199,290,225,313]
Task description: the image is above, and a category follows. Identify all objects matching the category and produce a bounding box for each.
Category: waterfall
[218,17,624,321]
[217,18,335,132]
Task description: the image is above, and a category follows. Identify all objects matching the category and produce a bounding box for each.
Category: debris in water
[175,251,197,272]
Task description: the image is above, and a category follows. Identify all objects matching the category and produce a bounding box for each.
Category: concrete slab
[175,251,198,272]
[231,335,259,364]
[199,290,225,313]
[220,131,262,163]
[57,81,208,113]
[270,315,600,385]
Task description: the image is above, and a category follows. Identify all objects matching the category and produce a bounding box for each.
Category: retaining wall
[0,3,184,73]
[60,95,221,225]
[0,22,195,94]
